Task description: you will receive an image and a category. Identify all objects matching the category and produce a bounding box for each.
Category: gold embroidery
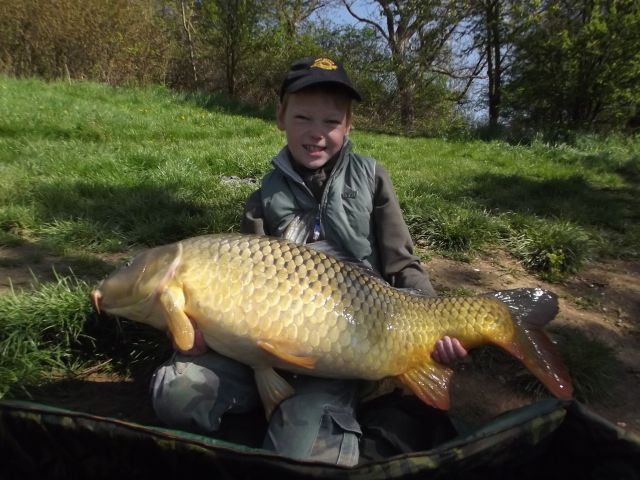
[311,58,338,70]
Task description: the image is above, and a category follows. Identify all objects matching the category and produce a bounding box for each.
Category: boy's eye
[294,115,310,121]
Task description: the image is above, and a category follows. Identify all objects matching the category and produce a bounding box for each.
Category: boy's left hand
[432,336,468,365]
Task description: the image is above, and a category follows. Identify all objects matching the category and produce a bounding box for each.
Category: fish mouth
[90,285,158,322]
[91,289,103,314]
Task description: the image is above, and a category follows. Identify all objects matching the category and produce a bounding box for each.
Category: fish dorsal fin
[282,211,316,244]
[398,362,454,410]
[254,366,295,419]
[257,340,316,369]
[157,285,194,352]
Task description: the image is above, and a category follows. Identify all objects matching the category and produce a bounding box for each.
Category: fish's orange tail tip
[492,288,573,400]
[501,326,574,400]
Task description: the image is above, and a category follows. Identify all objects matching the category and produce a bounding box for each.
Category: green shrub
[508,220,593,281]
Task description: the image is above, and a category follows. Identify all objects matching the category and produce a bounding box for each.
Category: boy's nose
[308,122,324,139]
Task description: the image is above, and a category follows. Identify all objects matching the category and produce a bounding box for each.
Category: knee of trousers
[150,351,259,433]
[264,378,362,467]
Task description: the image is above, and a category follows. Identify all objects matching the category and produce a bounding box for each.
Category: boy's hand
[432,336,468,365]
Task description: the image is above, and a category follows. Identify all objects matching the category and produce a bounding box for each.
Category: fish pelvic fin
[489,288,573,400]
[257,340,316,370]
[398,362,453,410]
[254,367,295,420]
[157,285,194,352]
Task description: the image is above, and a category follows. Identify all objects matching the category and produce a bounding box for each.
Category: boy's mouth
[304,145,325,154]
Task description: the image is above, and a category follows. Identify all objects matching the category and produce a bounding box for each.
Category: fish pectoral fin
[398,362,454,410]
[254,367,295,420]
[158,286,194,352]
[257,340,316,370]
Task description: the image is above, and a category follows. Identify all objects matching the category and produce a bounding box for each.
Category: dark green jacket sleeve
[373,164,436,297]
[240,189,267,235]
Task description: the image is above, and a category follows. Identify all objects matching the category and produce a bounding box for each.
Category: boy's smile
[277,90,352,170]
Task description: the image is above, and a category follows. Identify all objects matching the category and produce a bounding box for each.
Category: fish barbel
[91,233,573,417]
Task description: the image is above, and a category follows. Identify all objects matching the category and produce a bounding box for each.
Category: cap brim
[284,78,362,101]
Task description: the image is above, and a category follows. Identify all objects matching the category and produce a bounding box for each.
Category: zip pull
[312,215,321,241]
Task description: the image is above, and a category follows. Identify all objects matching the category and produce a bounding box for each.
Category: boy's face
[277,89,352,170]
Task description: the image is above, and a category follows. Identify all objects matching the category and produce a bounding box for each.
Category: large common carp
[91,233,573,417]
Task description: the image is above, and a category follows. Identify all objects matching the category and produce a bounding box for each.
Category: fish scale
[92,232,573,418]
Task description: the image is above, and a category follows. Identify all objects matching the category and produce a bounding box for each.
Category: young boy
[151,57,467,466]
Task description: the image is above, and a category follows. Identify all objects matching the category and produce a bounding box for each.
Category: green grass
[0,272,170,398]
[1,76,638,274]
[0,274,93,397]
[0,75,638,398]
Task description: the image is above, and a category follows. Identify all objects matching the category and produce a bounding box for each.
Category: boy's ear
[276,105,286,130]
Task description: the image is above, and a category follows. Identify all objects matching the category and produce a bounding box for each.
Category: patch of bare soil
[1,246,639,437]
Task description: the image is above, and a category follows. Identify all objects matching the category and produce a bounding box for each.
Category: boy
[151,57,467,466]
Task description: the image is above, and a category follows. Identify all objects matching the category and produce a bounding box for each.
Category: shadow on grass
[29,180,245,249]
[184,91,276,123]
[0,241,119,289]
[458,173,638,231]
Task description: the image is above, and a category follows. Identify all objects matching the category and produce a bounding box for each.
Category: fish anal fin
[158,286,194,352]
[254,367,295,419]
[257,340,316,370]
[398,362,453,410]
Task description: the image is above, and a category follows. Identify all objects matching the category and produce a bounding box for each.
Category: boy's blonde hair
[279,85,354,125]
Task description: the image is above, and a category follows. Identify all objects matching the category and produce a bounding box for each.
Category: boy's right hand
[431,336,468,365]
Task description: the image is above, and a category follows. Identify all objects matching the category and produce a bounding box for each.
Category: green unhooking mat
[0,398,638,479]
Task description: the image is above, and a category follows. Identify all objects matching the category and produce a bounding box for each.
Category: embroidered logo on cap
[311,58,338,70]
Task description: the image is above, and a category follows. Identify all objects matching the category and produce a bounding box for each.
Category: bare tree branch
[341,0,389,42]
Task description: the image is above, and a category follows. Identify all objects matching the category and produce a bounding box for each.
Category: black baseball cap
[279,57,362,101]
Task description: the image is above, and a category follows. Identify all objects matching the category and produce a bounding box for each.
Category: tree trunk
[486,0,501,130]
[179,0,198,86]
[398,72,415,131]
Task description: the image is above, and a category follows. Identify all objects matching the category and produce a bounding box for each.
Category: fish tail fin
[490,288,573,400]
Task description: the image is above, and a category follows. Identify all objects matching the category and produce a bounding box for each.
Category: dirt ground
[1,245,639,437]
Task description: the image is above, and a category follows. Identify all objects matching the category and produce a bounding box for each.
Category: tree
[269,0,332,38]
[461,0,512,130]
[178,0,199,86]
[343,0,464,131]
[504,0,640,133]
[201,0,259,97]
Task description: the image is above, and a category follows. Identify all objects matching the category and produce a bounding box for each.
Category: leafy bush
[508,220,593,281]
